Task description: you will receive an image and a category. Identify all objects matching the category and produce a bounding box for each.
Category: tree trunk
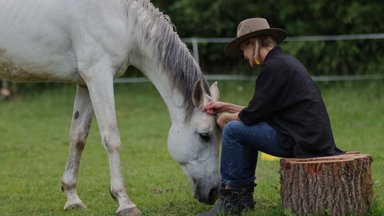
[280,152,374,216]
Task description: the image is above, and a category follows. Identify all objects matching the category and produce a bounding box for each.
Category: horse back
[0,0,131,83]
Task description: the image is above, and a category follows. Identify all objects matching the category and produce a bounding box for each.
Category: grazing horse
[0,0,221,215]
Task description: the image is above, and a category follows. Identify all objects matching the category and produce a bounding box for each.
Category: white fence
[114,74,384,84]
[182,33,384,65]
[114,33,384,83]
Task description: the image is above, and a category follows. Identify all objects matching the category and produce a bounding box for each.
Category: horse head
[167,80,220,204]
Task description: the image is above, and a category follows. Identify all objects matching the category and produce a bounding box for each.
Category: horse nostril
[207,186,219,204]
[192,177,197,185]
[194,182,202,201]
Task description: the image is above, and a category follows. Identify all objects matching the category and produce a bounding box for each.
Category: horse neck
[125,0,206,122]
[130,55,193,123]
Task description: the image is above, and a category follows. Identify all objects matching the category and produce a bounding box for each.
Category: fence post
[191,37,200,64]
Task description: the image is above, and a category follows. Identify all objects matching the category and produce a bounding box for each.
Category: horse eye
[199,133,210,142]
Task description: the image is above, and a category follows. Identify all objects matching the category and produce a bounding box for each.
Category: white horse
[0,0,221,215]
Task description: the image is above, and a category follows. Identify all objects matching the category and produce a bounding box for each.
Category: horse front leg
[61,85,94,210]
[84,69,141,216]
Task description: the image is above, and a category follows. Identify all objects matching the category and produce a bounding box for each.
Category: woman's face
[240,40,257,67]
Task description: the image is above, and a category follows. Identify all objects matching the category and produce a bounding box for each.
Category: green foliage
[152,0,384,75]
[0,81,384,215]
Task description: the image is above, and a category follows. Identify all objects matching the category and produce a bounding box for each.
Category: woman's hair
[254,35,276,49]
[241,35,276,49]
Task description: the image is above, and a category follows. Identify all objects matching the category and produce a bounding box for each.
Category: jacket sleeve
[239,59,289,125]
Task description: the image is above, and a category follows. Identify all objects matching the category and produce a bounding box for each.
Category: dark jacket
[238,47,343,157]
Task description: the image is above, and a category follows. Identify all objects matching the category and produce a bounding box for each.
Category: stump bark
[280,153,373,216]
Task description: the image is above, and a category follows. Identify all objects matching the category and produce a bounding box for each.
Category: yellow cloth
[261,152,280,161]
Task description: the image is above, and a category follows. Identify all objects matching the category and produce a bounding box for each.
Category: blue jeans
[220,121,293,188]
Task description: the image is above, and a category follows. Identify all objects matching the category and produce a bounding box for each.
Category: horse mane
[125,0,210,121]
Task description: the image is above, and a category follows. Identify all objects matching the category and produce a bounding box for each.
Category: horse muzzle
[194,182,220,204]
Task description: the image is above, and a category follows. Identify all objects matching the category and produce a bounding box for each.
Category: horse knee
[102,135,121,153]
[69,134,87,151]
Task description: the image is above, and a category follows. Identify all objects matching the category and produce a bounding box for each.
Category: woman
[198,18,343,216]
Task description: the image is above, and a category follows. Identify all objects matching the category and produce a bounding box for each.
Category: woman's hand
[203,101,244,116]
[203,101,228,115]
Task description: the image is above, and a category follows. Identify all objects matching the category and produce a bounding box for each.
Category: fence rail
[183,33,384,44]
[114,33,384,83]
[182,33,384,65]
[114,74,384,84]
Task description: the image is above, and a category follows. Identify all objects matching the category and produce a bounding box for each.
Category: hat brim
[224,28,287,56]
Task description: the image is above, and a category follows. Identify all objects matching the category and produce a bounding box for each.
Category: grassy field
[0,80,383,216]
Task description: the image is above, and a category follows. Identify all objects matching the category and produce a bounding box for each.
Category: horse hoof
[116,207,142,216]
[64,202,87,211]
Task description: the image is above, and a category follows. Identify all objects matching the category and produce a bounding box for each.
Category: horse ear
[210,81,220,101]
[192,80,203,107]
[193,80,219,108]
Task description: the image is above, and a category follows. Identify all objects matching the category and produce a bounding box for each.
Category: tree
[152,0,384,75]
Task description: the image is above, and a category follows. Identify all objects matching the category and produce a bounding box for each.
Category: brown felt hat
[224,18,287,56]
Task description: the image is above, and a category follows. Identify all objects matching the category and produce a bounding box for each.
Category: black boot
[238,183,256,210]
[197,186,254,216]
[197,188,241,216]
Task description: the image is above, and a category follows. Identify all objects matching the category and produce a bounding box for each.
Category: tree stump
[280,152,374,216]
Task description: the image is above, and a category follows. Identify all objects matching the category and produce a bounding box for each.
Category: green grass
[0,80,383,216]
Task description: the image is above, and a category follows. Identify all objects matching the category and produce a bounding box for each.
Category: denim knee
[223,121,242,139]
[223,121,242,135]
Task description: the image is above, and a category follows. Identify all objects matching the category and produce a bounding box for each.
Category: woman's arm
[203,101,244,115]
[216,112,240,129]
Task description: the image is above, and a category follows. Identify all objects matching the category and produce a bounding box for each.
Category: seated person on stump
[198,18,343,216]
